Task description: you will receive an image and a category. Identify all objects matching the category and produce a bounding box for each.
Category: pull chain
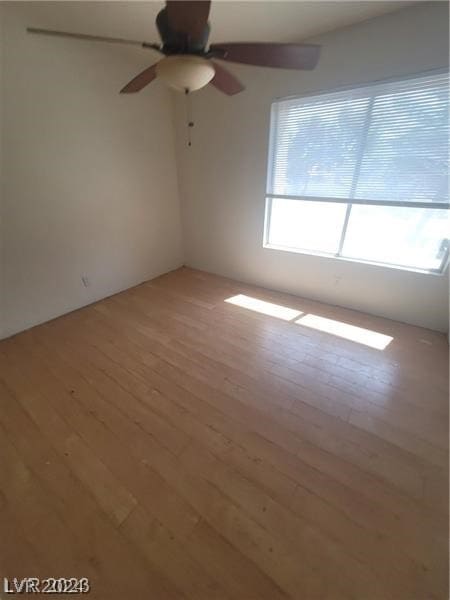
[185,88,194,147]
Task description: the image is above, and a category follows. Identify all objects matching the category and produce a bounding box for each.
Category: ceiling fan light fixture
[28,1,321,96]
[155,55,215,92]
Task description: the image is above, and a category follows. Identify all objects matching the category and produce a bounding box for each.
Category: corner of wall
[169,89,188,264]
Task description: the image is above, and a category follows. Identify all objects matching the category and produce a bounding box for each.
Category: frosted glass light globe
[156,55,215,92]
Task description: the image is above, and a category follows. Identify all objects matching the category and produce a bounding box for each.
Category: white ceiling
[16,1,423,45]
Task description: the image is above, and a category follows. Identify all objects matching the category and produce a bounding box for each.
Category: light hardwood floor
[0,267,448,599]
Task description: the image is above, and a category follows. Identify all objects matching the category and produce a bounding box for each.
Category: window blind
[267,72,449,207]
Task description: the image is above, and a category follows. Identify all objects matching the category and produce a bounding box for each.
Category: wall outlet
[81,275,90,288]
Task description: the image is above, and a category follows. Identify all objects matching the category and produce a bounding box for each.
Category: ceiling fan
[28,0,321,95]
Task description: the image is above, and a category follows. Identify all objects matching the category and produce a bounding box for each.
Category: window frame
[263,69,450,275]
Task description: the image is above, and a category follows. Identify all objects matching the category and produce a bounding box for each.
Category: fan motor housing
[156,8,210,55]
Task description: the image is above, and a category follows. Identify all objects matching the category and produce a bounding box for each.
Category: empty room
[0,1,448,598]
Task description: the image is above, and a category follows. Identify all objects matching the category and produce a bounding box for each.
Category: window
[264,71,449,273]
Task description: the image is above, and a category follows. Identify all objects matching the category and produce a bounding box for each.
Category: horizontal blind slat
[268,71,449,203]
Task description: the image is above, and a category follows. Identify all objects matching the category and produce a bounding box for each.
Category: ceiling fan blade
[210,61,245,96]
[120,63,159,94]
[209,42,321,70]
[166,1,211,42]
[27,27,161,51]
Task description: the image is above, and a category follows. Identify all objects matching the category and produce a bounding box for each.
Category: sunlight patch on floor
[225,294,303,321]
[295,314,393,350]
[224,294,393,350]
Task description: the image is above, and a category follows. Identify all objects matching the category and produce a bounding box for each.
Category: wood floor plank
[0,267,447,599]
[4,328,287,600]
[0,379,184,600]
[16,333,331,598]
[116,279,449,440]
[74,296,441,508]
[31,296,447,567]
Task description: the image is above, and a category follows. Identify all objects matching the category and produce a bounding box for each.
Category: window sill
[263,243,448,276]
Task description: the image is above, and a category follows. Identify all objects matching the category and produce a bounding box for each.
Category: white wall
[0,4,4,338]
[174,1,449,332]
[0,4,183,339]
